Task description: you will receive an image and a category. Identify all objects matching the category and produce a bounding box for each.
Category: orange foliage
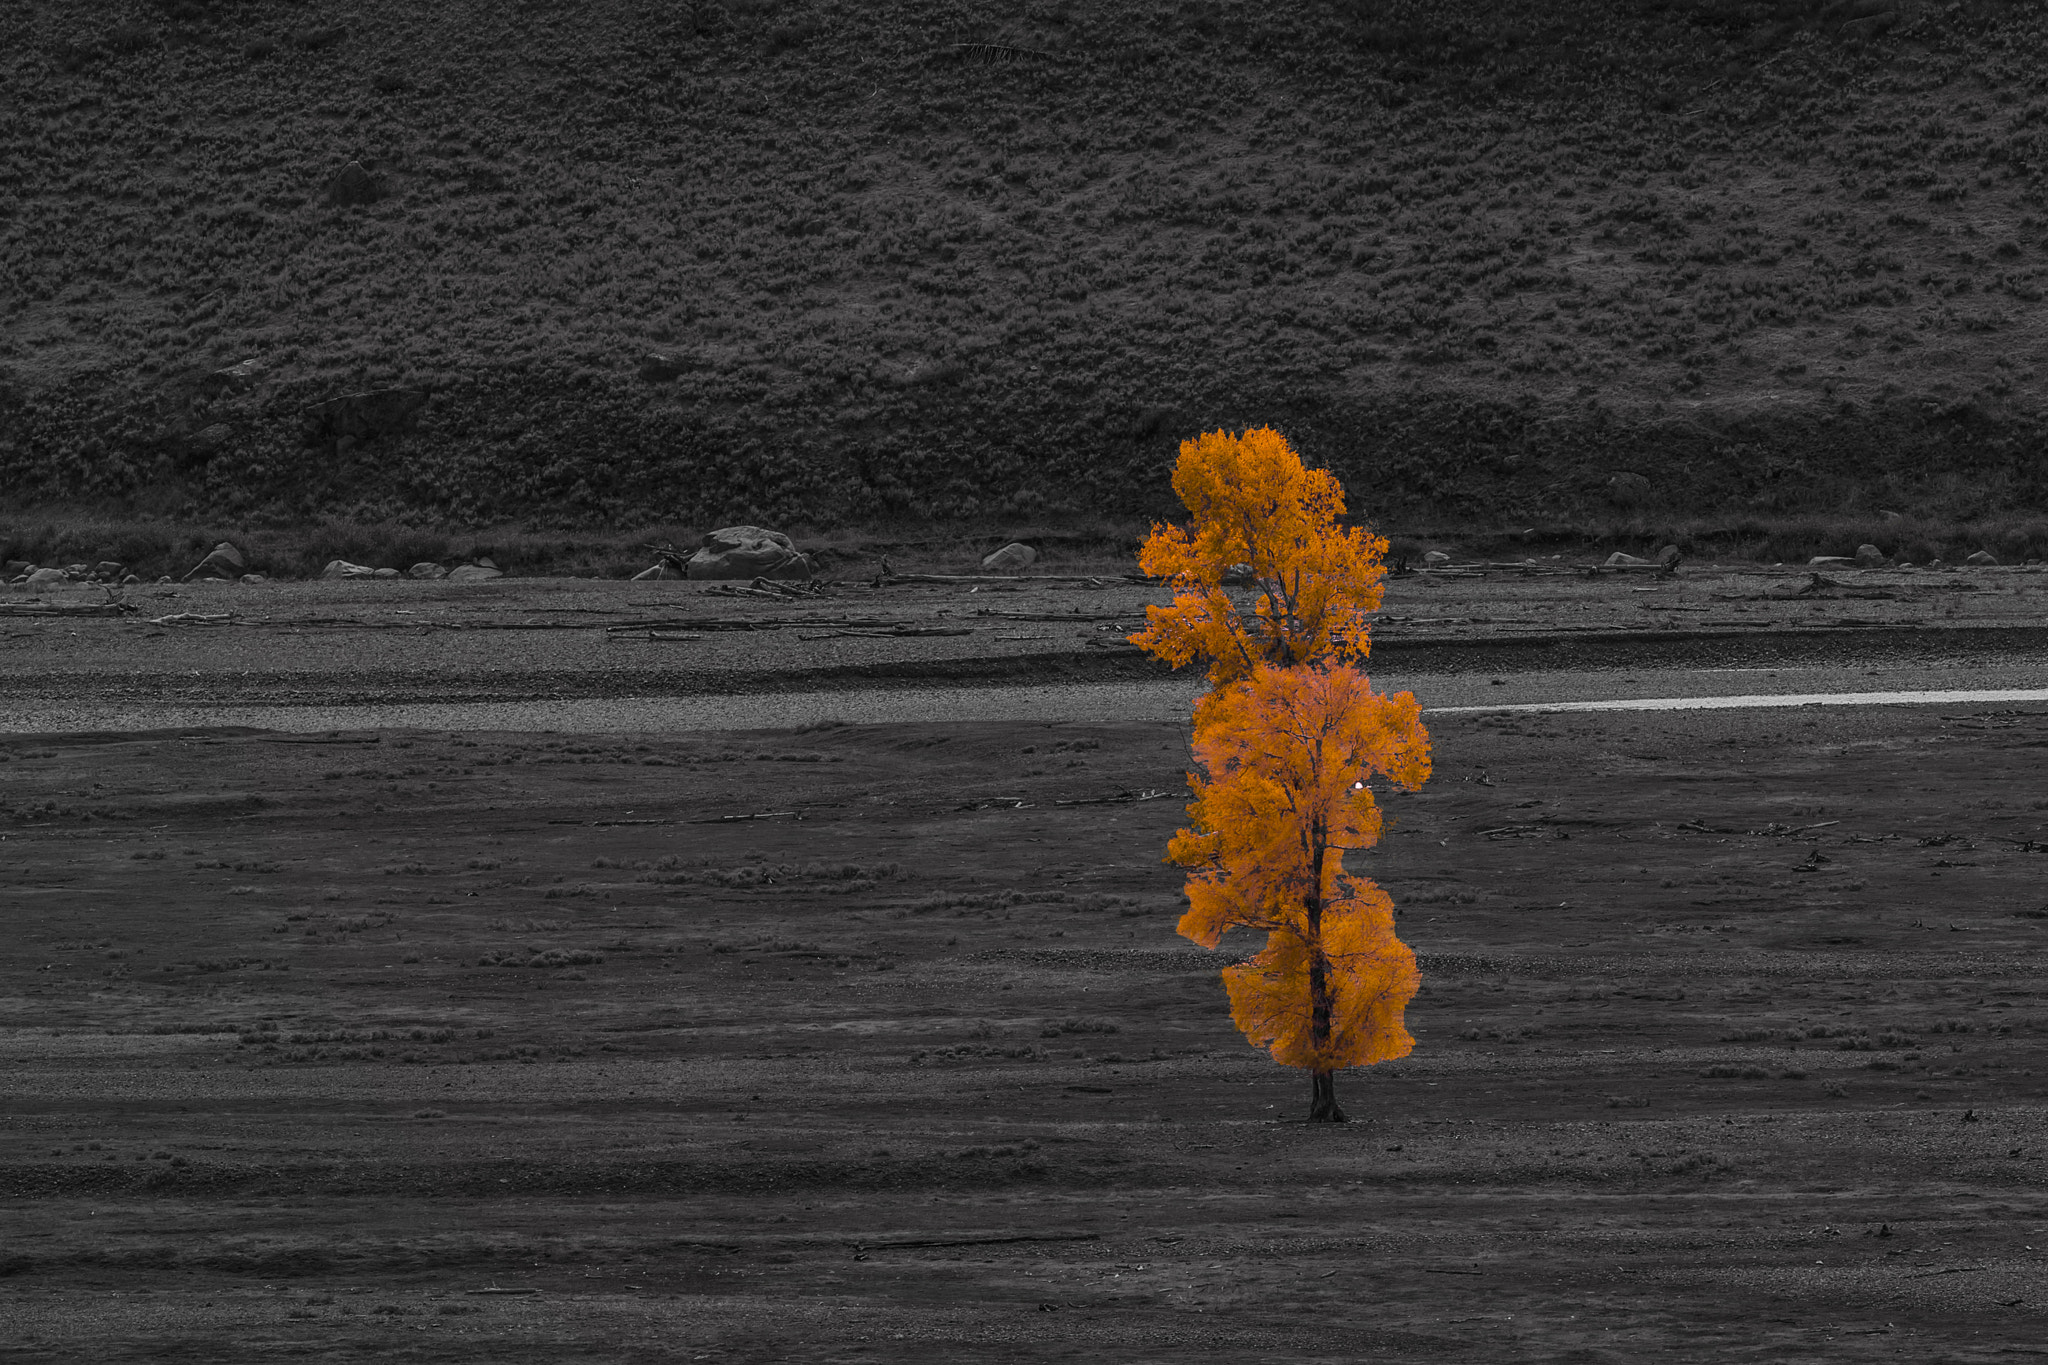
[1169,662,1431,1071]
[1129,426,1389,687]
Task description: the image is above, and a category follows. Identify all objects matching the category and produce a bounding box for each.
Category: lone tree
[1133,427,1432,1123]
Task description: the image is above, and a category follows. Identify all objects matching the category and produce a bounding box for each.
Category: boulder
[1656,544,1681,566]
[405,562,448,580]
[373,567,400,578]
[325,159,381,207]
[1607,471,1652,506]
[1966,549,1999,566]
[181,541,245,581]
[1855,543,1885,567]
[686,526,812,581]
[1422,550,1452,566]
[301,388,428,445]
[25,566,68,586]
[446,563,503,582]
[320,559,378,579]
[93,561,124,581]
[981,542,1038,573]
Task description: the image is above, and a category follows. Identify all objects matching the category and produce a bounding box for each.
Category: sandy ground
[4,702,2048,1361]
[5,561,2046,708]
[2,564,2045,1362]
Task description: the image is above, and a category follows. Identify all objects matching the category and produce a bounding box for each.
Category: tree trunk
[1308,1068,1347,1123]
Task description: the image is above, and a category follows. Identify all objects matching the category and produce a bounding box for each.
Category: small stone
[1855,543,1885,567]
[981,542,1038,573]
[405,562,448,580]
[240,573,266,584]
[320,559,378,579]
[181,541,245,581]
[1966,549,1998,566]
[326,159,381,207]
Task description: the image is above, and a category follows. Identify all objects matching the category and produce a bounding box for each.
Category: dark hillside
[3,0,2046,536]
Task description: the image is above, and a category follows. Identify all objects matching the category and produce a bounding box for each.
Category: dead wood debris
[1054,789,1182,807]
[0,599,138,618]
[798,626,974,639]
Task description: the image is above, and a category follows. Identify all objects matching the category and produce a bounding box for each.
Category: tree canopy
[1130,426,1390,687]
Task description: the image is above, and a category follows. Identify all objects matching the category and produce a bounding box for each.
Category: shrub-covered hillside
[3,0,2046,533]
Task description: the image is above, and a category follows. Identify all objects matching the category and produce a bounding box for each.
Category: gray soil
[3,563,2045,1361]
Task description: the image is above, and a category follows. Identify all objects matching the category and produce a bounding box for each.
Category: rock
[186,423,233,457]
[405,562,448,580]
[373,567,400,578]
[320,559,378,579]
[1928,559,1947,570]
[301,388,428,445]
[1222,563,1257,586]
[325,159,381,207]
[686,526,812,581]
[981,542,1038,573]
[121,574,140,585]
[156,576,173,585]
[639,353,686,382]
[24,566,68,586]
[1656,544,1681,566]
[1878,509,1903,522]
[2,560,31,578]
[196,357,266,399]
[1967,549,1999,566]
[1855,543,1885,567]
[446,563,503,582]
[1422,550,1452,567]
[181,541,245,581]
[474,556,498,570]
[93,561,124,581]
[64,563,90,578]
[1606,471,1652,506]
[1604,552,1653,567]
[240,573,266,584]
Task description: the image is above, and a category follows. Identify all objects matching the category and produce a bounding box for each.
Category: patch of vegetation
[3,0,2046,539]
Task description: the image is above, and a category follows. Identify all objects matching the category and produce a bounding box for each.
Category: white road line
[1428,688,2048,715]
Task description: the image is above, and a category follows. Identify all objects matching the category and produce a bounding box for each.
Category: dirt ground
[4,695,2046,1361]
[5,560,2047,707]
